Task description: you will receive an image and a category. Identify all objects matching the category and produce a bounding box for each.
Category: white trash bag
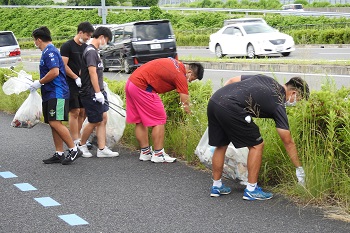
[81,85,126,148]
[11,91,42,128]
[195,127,249,185]
[105,85,126,148]
[2,70,33,95]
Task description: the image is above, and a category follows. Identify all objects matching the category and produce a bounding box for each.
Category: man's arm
[39,67,60,84]
[224,75,242,86]
[276,128,302,167]
[62,56,78,80]
[88,66,100,93]
[179,93,191,114]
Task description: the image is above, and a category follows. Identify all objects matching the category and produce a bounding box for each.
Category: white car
[0,31,21,68]
[209,23,295,58]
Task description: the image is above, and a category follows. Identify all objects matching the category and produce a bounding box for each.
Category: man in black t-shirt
[60,22,94,147]
[78,26,119,158]
[207,74,309,200]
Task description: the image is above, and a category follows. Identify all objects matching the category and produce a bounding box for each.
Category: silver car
[0,31,21,68]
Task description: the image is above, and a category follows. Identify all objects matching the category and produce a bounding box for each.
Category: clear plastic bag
[11,91,42,128]
[2,70,33,95]
[195,127,249,185]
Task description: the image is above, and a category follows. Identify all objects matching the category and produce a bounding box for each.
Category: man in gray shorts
[207,74,309,200]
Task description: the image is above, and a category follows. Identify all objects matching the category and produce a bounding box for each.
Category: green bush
[4,8,350,46]
[1,67,350,213]
[131,0,158,6]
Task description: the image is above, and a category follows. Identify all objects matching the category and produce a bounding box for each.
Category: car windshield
[0,32,17,47]
[134,22,172,41]
[242,24,276,34]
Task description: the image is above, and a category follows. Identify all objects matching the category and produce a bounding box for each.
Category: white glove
[94,92,105,105]
[296,167,305,186]
[103,81,108,88]
[75,77,82,87]
[29,80,42,92]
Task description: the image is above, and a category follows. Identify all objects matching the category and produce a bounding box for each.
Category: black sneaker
[61,148,82,165]
[86,140,93,150]
[43,152,63,164]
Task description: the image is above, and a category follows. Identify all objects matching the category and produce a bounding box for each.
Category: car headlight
[269,39,286,45]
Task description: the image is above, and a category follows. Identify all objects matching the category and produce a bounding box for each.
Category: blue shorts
[80,91,109,123]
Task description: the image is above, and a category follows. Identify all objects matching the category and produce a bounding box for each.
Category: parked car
[0,31,21,68]
[209,22,295,58]
[282,4,304,11]
[223,17,267,26]
[97,19,177,73]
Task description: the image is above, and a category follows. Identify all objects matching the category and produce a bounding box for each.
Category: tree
[149,6,162,20]
[132,0,158,7]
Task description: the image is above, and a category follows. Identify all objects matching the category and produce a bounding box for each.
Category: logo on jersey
[168,57,180,72]
[49,52,54,58]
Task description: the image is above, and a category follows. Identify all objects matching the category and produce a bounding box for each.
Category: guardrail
[1,5,350,18]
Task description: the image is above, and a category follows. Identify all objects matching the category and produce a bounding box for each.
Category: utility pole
[101,0,107,24]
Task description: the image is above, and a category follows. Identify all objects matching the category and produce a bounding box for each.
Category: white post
[101,0,107,24]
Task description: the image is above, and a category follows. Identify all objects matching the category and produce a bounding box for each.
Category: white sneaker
[97,147,119,158]
[163,151,176,163]
[78,144,93,158]
[139,152,152,161]
[74,139,81,147]
[151,154,165,163]
[151,149,176,163]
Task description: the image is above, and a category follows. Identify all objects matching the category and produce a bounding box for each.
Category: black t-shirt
[210,74,290,130]
[60,39,87,91]
[80,44,104,97]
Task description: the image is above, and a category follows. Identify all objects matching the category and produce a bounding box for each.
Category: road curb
[21,47,350,76]
[199,62,350,75]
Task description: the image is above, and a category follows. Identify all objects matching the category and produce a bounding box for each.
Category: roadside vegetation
[0,3,349,218]
[2,6,350,47]
[0,65,349,217]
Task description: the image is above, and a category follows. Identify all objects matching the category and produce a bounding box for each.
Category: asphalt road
[1,111,350,232]
[20,46,350,61]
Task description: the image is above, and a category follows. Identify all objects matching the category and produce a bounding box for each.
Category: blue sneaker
[210,184,231,197]
[243,186,273,201]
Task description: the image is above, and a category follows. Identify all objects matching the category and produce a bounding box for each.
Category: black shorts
[207,100,263,148]
[42,98,69,123]
[69,90,84,110]
[80,91,109,123]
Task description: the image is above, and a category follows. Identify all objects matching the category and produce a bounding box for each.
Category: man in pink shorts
[125,58,204,163]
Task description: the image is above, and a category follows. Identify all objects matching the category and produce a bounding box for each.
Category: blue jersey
[39,44,69,102]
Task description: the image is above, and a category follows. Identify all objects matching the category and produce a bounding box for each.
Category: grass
[1,65,350,219]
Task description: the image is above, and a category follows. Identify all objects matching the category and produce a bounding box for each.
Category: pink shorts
[125,80,167,127]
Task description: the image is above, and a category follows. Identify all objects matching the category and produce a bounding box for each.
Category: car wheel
[123,59,131,74]
[215,44,224,58]
[281,52,291,57]
[247,44,255,58]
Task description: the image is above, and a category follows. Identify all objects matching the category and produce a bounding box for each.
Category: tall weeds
[1,68,349,213]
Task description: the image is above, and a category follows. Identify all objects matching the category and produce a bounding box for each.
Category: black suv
[98,19,177,73]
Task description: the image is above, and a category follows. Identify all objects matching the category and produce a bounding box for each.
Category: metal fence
[158,0,350,4]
